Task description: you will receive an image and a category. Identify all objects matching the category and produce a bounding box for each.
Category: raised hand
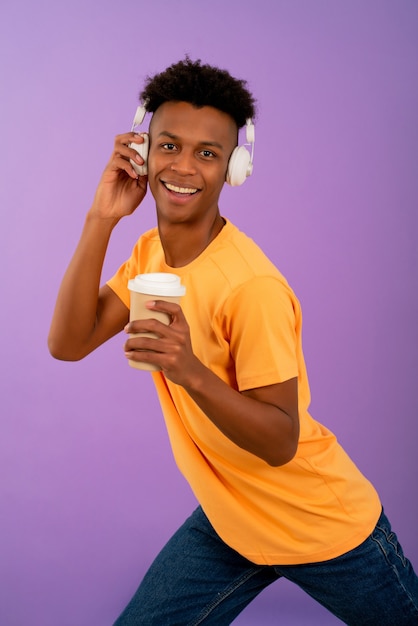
[90,132,149,221]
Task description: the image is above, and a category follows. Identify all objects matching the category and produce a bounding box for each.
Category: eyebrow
[157,131,225,151]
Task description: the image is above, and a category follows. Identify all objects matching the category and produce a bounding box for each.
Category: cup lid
[128,272,186,296]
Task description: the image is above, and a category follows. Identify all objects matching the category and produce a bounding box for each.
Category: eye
[200,149,216,158]
[162,143,177,151]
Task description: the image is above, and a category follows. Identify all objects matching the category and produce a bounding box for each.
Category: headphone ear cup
[129,132,149,176]
[226,146,251,186]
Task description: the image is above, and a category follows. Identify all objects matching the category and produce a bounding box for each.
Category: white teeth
[165,183,198,194]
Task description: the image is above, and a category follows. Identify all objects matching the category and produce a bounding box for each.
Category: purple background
[1,1,417,624]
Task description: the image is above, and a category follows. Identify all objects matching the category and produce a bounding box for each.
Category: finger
[114,131,146,146]
[126,318,172,337]
[111,132,146,163]
[146,300,184,318]
[124,340,183,373]
[104,158,138,181]
[104,149,144,181]
[124,350,160,368]
[113,144,145,169]
[124,335,164,353]
[124,344,161,368]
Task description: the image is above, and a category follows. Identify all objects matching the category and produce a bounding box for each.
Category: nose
[170,149,197,175]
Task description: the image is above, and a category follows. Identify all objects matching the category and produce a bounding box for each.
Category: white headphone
[129,104,255,186]
[226,119,255,186]
[129,105,149,177]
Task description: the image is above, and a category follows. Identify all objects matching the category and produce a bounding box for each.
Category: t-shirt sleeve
[223,276,300,391]
[106,256,134,310]
[106,229,161,309]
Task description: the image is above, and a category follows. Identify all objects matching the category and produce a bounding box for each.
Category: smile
[163,182,199,195]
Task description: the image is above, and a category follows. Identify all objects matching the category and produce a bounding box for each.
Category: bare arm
[184,368,299,467]
[124,301,299,466]
[48,132,148,360]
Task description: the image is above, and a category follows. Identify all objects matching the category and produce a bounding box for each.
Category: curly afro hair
[140,57,256,129]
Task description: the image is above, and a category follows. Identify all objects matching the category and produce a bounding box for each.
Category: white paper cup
[127,273,186,371]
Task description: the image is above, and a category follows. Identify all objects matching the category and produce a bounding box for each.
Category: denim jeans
[113,506,418,625]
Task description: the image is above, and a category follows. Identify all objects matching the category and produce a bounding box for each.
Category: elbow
[265,447,297,467]
[47,334,85,362]
[265,430,299,467]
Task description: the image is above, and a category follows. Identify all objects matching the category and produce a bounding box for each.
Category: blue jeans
[113,506,418,625]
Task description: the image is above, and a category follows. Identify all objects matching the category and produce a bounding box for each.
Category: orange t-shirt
[107,219,381,565]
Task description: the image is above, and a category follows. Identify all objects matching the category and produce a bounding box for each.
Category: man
[48,58,418,624]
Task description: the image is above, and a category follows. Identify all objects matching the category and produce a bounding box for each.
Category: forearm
[48,214,119,360]
[183,363,299,466]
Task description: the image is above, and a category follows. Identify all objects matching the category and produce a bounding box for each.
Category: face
[147,101,238,227]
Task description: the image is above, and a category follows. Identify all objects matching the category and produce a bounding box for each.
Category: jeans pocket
[373,515,408,568]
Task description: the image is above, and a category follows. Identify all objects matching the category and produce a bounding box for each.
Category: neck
[159,213,226,268]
